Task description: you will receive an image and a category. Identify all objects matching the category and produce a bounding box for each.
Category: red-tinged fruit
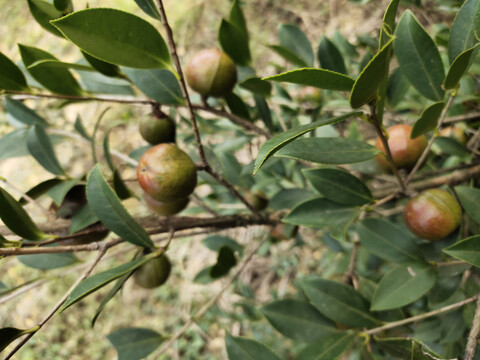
[143,192,189,216]
[376,124,427,170]
[139,116,175,145]
[134,254,171,289]
[137,144,197,202]
[185,49,237,97]
[404,189,461,241]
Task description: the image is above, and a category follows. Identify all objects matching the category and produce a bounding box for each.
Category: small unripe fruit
[185,49,237,97]
[137,144,197,202]
[139,116,175,145]
[296,86,323,104]
[143,192,189,216]
[270,223,298,242]
[134,254,171,289]
[404,189,461,241]
[439,126,467,145]
[245,191,269,211]
[376,124,427,170]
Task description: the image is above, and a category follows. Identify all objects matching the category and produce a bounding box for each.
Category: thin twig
[191,193,221,217]
[444,112,480,124]
[465,295,480,360]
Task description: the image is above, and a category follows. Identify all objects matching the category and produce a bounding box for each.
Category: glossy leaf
[53,0,71,12]
[296,332,356,360]
[107,327,164,360]
[47,178,79,206]
[113,170,133,200]
[122,68,184,105]
[27,0,64,37]
[219,19,251,66]
[394,11,445,101]
[225,93,251,120]
[27,125,65,176]
[303,168,373,206]
[133,0,161,20]
[302,277,380,327]
[0,326,39,353]
[17,252,78,270]
[0,187,50,241]
[371,263,437,311]
[0,52,28,91]
[82,51,120,77]
[27,59,94,72]
[203,235,243,254]
[239,77,272,96]
[230,0,248,40]
[225,332,281,360]
[278,24,314,67]
[448,0,480,63]
[70,205,99,234]
[443,236,480,267]
[268,45,309,67]
[51,9,171,69]
[263,68,354,91]
[350,37,394,108]
[387,67,410,108]
[276,137,380,165]
[254,95,274,131]
[86,165,154,248]
[357,218,422,263]
[5,98,47,127]
[18,44,82,95]
[253,111,361,174]
[456,186,480,225]
[77,70,134,95]
[261,299,337,342]
[269,188,316,210]
[60,254,154,312]
[317,36,346,74]
[210,246,237,278]
[444,45,480,90]
[411,102,445,138]
[18,178,63,205]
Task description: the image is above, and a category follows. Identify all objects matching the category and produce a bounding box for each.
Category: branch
[465,295,480,360]
[444,112,480,124]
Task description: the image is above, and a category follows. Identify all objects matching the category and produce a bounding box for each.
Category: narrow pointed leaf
[371,263,437,311]
[47,179,79,206]
[0,52,28,91]
[74,115,91,140]
[28,59,94,72]
[296,332,356,360]
[219,19,251,66]
[18,178,63,205]
[444,45,480,90]
[133,0,161,20]
[448,0,480,63]
[230,0,248,40]
[302,277,380,327]
[5,98,47,127]
[394,11,444,101]
[107,327,164,360]
[276,138,380,165]
[455,186,480,226]
[51,9,171,69]
[27,0,64,37]
[86,165,154,248]
[225,93,251,120]
[268,45,309,67]
[17,252,79,270]
[239,77,272,96]
[350,37,394,108]
[317,36,347,74]
[254,95,274,131]
[0,129,30,160]
[225,332,281,360]
[411,102,445,138]
[0,326,39,353]
[0,187,49,241]
[278,24,314,67]
[443,236,480,267]
[70,205,99,234]
[253,111,361,174]
[263,68,354,91]
[27,125,65,176]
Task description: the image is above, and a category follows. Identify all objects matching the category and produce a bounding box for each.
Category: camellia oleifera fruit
[143,192,189,216]
[245,191,269,211]
[404,189,462,241]
[139,116,175,145]
[376,124,427,170]
[185,48,237,97]
[134,254,172,289]
[137,143,197,202]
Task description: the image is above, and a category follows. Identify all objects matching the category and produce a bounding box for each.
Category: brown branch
[444,112,480,124]
[5,91,155,105]
[465,295,480,360]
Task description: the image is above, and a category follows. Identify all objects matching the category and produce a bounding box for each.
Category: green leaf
[74,115,92,140]
[411,102,445,138]
[60,255,154,312]
[0,129,30,160]
[443,236,480,267]
[387,67,410,108]
[18,44,82,95]
[27,125,65,176]
[263,68,354,91]
[0,52,28,91]
[0,326,39,353]
[433,137,468,157]
[103,128,116,173]
[350,37,394,108]
[444,45,480,90]
[107,327,164,360]
[268,45,309,67]
[27,0,64,37]
[70,205,99,234]
[456,186,480,226]
[82,51,121,77]
[225,332,281,360]
[53,0,71,12]
[27,59,94,72]
[278,24,314,67]
[203,235,243,254]
[122,68,184,105]
[394,11,445,101]
[47,178,79,206]
[303,168,373,206]
[253,111,361,174]
[210,246,237,278]
[5,98,47,127]
[317,36,347,74]
[0,187,50,241]
[86,165,154,248]
[225,93,251,120]
[18,178,63,205]
[51,8,171,69]
[276,138,380,165]
[357,218,422,263]
[133,0,162,20]
[77,70,134,95]
[230,0,248,41]
[302,277,380,327]
[219,19,251,66]
[239,77,272,96]
[17,252,79,270]
[448,0,480,63]
[113,170,133,200]
[269,188,316,210]
[296,332,356,360]
[261,299,337,342]
[371,263,437,311]
[377,337,444,359]
[254,95,275,131]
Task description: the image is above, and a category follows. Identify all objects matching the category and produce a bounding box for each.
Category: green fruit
[439,125,467,145]
[245,191,269,211]
[404,189,462,241]
[143,192,189,216]
[134,254,171,289]
[137,144,197,202]
[139,116,176,145]
[185,49,237,97]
